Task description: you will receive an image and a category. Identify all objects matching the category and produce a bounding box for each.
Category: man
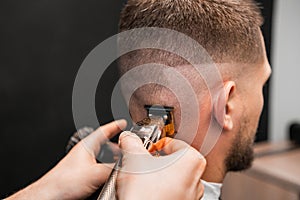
[6,0,271,199]
[118,0,271,199]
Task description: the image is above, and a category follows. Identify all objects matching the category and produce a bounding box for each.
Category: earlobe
[224,115,233,130]
[213,81,236,131]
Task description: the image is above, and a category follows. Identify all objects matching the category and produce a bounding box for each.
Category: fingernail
[120,131,138,138]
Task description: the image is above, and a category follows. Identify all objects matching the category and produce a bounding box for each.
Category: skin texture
[118,0,271,185]
[129,32,272,183]
[6,121,206,200]
[117,132,206,200]
[222,48,272,172]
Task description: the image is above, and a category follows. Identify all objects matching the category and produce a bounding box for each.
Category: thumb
[119,131,147,154]
[119,131,154,173]
[82,119,127,156]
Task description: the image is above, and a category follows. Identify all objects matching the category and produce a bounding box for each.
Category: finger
[83,119,127,156]
[156,138,206,177]
[181,150,206,180]
[196,181,205,200]
[175,147,206,172]
[95,119,127,141]
[119,131,155,173]
[91,163,115,187]
[149,137,190,155]
[196,156,206,176]
[119,131,148,154]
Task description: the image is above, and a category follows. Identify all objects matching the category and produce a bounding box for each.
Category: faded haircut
[118,0,264,75]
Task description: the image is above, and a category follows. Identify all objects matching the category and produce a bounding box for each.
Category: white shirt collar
[200,180,222,200]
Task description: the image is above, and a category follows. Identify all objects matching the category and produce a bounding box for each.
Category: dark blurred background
[0,0,273,197]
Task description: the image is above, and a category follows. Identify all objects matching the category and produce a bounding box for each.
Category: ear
[213,81,236,131]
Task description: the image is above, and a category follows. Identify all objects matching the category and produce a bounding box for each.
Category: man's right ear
[213,81,236,131]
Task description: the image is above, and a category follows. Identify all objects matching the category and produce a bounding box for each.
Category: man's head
[118,0,271,182]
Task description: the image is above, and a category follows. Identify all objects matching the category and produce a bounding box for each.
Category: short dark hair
[119,0,264,72]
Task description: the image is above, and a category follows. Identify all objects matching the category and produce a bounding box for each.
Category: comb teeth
[145,105,176,137]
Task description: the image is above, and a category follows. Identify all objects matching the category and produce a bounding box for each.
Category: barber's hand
[117,132,206,200]
[6,120,127,200]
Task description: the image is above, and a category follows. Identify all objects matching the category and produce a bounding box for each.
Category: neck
[197,118,227,183]
[201,153,226,183]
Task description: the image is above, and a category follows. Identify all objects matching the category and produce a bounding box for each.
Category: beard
[225,118,255,172]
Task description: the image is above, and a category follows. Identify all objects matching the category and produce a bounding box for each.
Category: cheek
[244,89,264,126]
[257,90,264,115]
[251,90,264,128]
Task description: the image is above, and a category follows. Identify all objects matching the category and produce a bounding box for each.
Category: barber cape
[200,180,222,200]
